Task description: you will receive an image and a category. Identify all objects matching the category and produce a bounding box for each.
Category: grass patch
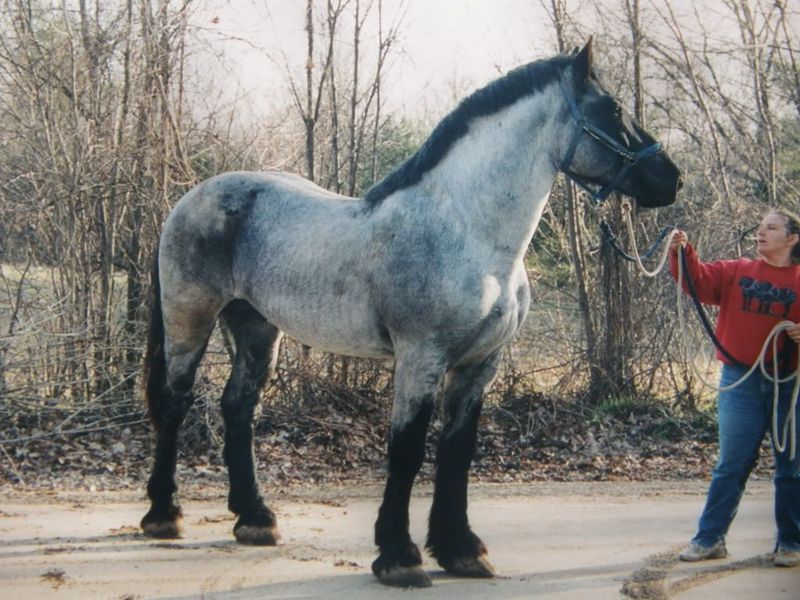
[592,395,646,421]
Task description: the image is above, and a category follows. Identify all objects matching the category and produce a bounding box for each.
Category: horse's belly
[256,301,393,360]
[287,326,393,359]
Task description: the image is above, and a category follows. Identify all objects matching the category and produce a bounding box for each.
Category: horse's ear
[573,37,593,84]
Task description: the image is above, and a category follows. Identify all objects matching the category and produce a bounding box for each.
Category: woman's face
[756,212,799,261]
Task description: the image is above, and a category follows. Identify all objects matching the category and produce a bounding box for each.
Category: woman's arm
[668,231,727,305]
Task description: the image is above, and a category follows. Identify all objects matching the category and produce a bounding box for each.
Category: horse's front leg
[427,353,501,577]
[220,304,282,545]
[372,348,445,588]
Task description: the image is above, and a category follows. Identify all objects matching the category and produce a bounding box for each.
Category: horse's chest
[448,272,530,361]
[474,295,523,346]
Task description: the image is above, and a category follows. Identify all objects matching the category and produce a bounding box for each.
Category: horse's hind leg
[426,352,501,577]
[218,300,283,545]
[141,300,219,539]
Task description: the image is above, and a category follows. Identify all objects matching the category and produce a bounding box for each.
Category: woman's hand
[670,230,688,253]
[786,323,800,344]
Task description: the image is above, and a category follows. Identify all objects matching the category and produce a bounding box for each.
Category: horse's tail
[143,244,167,429]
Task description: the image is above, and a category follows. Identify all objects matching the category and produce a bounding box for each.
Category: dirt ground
[1,479,798,600]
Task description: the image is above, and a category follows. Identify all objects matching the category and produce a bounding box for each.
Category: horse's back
[168,171,356,221]
[160,170,358,271]
[158,171,395,357]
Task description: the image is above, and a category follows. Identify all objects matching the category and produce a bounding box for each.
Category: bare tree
[542,0,603,397]
[0,0,201,411]
[1,0,796,444]
[287,0,336,182]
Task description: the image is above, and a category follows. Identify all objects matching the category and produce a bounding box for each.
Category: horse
[140,40,682,588]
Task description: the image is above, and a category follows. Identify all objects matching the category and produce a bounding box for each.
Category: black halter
[559,75,663,204]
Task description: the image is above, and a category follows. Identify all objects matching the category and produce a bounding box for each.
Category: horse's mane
[364,54,572,206]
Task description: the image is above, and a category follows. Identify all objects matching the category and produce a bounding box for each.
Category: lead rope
[675,244,798,459]
[619,202,798,459]
[620,200,674,278]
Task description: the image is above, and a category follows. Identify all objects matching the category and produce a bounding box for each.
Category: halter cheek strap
[559,75,663,204]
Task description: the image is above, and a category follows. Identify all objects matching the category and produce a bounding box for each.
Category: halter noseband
[559,75,663,204]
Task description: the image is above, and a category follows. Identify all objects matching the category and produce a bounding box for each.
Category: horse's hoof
[372,562,432,588]
[141,517,184,539]
[443,554,495,578]
[141,503,183,539]
[234,524,281,546]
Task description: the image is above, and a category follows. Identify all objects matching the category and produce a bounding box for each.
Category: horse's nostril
[676,175,684,191]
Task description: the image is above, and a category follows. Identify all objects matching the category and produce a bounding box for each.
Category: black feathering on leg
[372,399,434,588]
[427,355,499,578]
[141,393,194,539]
[427,404,492,576]
[219,300,283,546]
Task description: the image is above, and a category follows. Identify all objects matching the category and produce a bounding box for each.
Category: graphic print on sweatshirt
[739,276,797,317]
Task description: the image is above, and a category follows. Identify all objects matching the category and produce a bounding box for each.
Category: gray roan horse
[141,40,681,588]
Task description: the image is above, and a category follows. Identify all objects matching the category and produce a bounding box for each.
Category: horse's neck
[420,88,562,259]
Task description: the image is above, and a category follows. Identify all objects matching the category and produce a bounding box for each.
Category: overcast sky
[186,0,738,123]
[189,0,571,119]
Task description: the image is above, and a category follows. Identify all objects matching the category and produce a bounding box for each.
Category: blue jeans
[693,364,800,551]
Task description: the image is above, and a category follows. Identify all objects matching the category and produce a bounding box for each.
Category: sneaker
[679,540,727,562]
[774,547,800,568]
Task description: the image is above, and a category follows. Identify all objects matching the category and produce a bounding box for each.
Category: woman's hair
[770,209,800,264]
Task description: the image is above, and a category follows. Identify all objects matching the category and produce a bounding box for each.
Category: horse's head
[558,39,682,208]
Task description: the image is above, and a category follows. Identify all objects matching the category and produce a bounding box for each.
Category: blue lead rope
[678,247,750,369]
[678,246,794,374]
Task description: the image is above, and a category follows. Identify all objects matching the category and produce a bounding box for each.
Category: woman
[669,209,800,568]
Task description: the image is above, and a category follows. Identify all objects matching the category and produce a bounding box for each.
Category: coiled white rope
[674,244,798,459]
[620,202,798,459]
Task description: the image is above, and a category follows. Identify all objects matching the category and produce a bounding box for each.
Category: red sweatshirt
[669,243,800,368]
